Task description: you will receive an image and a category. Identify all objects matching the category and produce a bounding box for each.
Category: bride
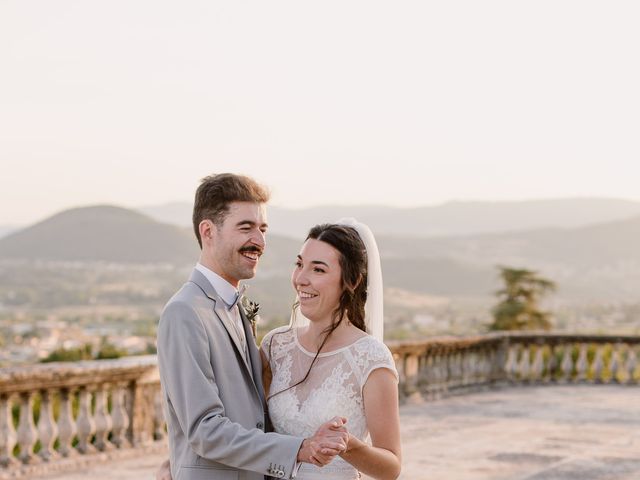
[261,220,401,480]
[157,219,401,480]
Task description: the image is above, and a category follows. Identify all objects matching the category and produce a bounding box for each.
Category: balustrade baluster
[561,345,574,382]
[576,344,588,382]
[546,344,558,382]
[491,345,505,383]
[625,347,638,385]
[470,350,480,385]
[423,354,434,398]
[57,388,76,457]
[37,390,58,462]
[609,346,621,384]
[436,347,455,393]
[531,347,544,382]
[443,350,453,393]
[480,350,489,382]
[434,353,446,397]
[460,347,473,387]
[445,352,454,389]
[488,348,499,383]
[447,349,457,387]
[518,346,531,381]
[591,347,605,383]
[476,350,488,384]
[0,394,18,467]
[461,351,470,387]
[111,384,131,448]
[94,385,113,451]
[452,351,462,389]
[505,345,518,382]
[76,387,96,454]
[16,391,39,464]
[417,354,429,393]
[404,354,422,402]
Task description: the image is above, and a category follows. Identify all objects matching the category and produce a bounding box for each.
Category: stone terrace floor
[36,385,640,480]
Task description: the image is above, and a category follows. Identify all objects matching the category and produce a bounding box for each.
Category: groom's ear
[199,220,214,244]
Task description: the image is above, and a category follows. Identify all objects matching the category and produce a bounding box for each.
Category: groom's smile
[206,201,268,287]
[239,246,262,263]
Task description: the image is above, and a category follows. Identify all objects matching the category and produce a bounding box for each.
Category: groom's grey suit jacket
[157,269,303,480]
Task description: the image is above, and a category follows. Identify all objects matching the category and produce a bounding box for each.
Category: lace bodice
[261,326,398,480]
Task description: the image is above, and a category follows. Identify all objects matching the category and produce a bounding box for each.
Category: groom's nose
[250,229,266,249]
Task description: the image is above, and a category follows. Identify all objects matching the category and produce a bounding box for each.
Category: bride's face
[292,239,343,322]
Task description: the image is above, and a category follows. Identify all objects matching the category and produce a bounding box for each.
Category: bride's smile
[292,238,343,325]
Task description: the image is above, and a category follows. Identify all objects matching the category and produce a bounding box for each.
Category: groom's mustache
[239,246,264,256]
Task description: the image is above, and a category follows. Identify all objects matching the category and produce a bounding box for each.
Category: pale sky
[1,1,639,225]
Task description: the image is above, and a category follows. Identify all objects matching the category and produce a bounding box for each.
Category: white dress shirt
[195,263,246,343]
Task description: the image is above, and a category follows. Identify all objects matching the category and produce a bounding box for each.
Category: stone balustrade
[391,333,640,402]
[0,356,166,479]
[1,334,639,478]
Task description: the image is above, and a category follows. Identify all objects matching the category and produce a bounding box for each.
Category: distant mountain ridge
[0,225,16,239]
[138,198,640,239]
[2,203,639,302]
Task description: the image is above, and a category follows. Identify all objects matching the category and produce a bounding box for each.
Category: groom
[157,173,347,480]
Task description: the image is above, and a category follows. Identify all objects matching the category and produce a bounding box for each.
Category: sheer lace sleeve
[260,325,292,363]
[353,337,399,391]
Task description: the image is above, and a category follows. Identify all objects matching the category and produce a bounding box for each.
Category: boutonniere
[241,296,260,339]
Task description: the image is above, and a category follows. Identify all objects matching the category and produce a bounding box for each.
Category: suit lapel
[239,306,266,404]
[188,270,260,393]
[213,301,252,369]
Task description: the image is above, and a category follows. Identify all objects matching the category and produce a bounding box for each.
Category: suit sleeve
[157,300,304,477]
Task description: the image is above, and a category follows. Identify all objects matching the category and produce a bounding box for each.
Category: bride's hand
[299,417,349,466]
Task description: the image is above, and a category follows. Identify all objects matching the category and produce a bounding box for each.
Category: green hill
[0,205,198,264]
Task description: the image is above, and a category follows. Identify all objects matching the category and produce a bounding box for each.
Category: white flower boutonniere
[241,296,260,339]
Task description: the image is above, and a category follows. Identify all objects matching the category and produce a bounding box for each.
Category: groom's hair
[193,173,270,248]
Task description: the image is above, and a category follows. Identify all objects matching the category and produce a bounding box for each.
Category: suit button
[256,421,264,429]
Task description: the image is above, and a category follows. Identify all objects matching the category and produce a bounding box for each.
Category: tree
[41,344,93,362]
[490,266,556,331]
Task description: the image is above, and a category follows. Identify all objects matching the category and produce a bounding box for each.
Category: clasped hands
[155,417,350,480]
[297,416,350,467]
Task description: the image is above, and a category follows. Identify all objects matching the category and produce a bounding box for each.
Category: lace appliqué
[262,328,397,480]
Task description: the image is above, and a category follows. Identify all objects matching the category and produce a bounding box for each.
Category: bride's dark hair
[308,223,368,333]
[266,223,368,401]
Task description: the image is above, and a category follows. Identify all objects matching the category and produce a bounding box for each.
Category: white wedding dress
[262,326,398,480]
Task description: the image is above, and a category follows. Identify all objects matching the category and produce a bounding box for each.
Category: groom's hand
[297,417,349,466]
[155,459,172,480]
